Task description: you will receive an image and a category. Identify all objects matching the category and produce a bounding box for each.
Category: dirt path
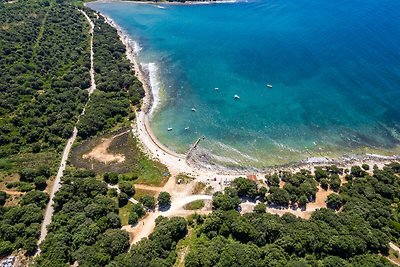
[107,184,138,204]
[2,190,25,195]
[36,127,78,252]
[240,186,333,220]
[36,9,96,256]
[390,242,400,254]
[134,184,164,192]
[124,193,212,245]
[79,9,96,95]
[389,242,400,266]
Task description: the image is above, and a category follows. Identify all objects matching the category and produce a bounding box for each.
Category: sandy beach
[97,10,400,182]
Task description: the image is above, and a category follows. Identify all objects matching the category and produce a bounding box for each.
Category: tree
[157,191,171,209]
[329,174,341,192]
[131,203,146,218]
[321,256,347,267]
[96,229,129,258]
[253,203,266,213]
[259,187,268,201]
[326,194,343,210]
[212,189,241,211]
[299,195,308,208]
[119,181,135,197]
[232,177,258,199]
[268,188,290,207]
[104,172,118,184]
[23,236,38,255]
[118,192,129,207]
[386,162,400,173]
[290,194,298,205]
[351,166,366,177]
[320,178,329,190]
[20,190,49,209]
[34,176,47,190]
[0,191,6,206]
[362,164,370,171]
[266,174,280,187]
[128,212,139,225]
[314,167,328,181]
[139,195,156,210]
[0,241,13,256]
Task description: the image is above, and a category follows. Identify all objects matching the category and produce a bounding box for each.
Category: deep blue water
[88,0,400,167]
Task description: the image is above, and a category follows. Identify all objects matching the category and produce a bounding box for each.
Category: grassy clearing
[204,185,214,195]
[119,201,133,226]
[5,194,21,207]
[134,157,169,186]
[70,129,169,186]
[192,182,206,194]
[184,200,205,210]
[0,173,19,191]
[175,173,195,184]
[133,188,158,201]
[174,229,196,267]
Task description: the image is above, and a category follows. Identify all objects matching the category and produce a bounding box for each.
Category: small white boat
[167,128,173,131]
[214,87,219,91]
[184,127,190,130]
[234,95,240,99]
[191,108,196,112]
[267,84,273,88]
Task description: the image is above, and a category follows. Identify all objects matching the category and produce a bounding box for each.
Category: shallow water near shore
[88,0,400,167]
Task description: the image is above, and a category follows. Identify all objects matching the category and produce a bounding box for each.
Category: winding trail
[79,9,96,95]
[36,9,96,256]
[389,242,400,266]
[123,192,212,245]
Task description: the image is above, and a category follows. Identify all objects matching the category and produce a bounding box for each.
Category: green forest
[185,164,400,267]
[0,0,146,258]
[33,163,400,266]
[2,0,400,266]
[0,0,91,258]
[77,8,144,139]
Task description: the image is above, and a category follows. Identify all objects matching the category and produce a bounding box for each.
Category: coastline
[94,7,400,179]
[89,0,241,6]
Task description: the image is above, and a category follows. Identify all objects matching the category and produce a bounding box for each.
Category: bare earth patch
[82,133,126,164]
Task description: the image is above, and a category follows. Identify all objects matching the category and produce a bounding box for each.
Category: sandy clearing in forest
[308,186,335,210]
[124,193,212,245]
[82,130,129,164]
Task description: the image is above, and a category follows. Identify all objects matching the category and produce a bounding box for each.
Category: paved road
[36,10,96,256]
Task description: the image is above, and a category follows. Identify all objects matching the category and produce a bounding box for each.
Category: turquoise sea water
[88,0,400,167]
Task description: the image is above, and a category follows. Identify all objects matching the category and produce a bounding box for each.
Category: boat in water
[167,127,173,131]
[214,87,219,91]
[191,108,197,112]
[234,94,240,99]
[184,127,190,130]
[266,84,273,88]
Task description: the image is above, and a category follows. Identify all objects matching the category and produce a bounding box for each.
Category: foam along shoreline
[97,10,257,179]
[143,62,161,116]
[94,7,400,179]
[91,0,241,7]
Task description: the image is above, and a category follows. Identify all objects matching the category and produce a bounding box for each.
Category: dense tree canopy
[157,191,171,209]
[77,8,144,139]
[36,169,125,266]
